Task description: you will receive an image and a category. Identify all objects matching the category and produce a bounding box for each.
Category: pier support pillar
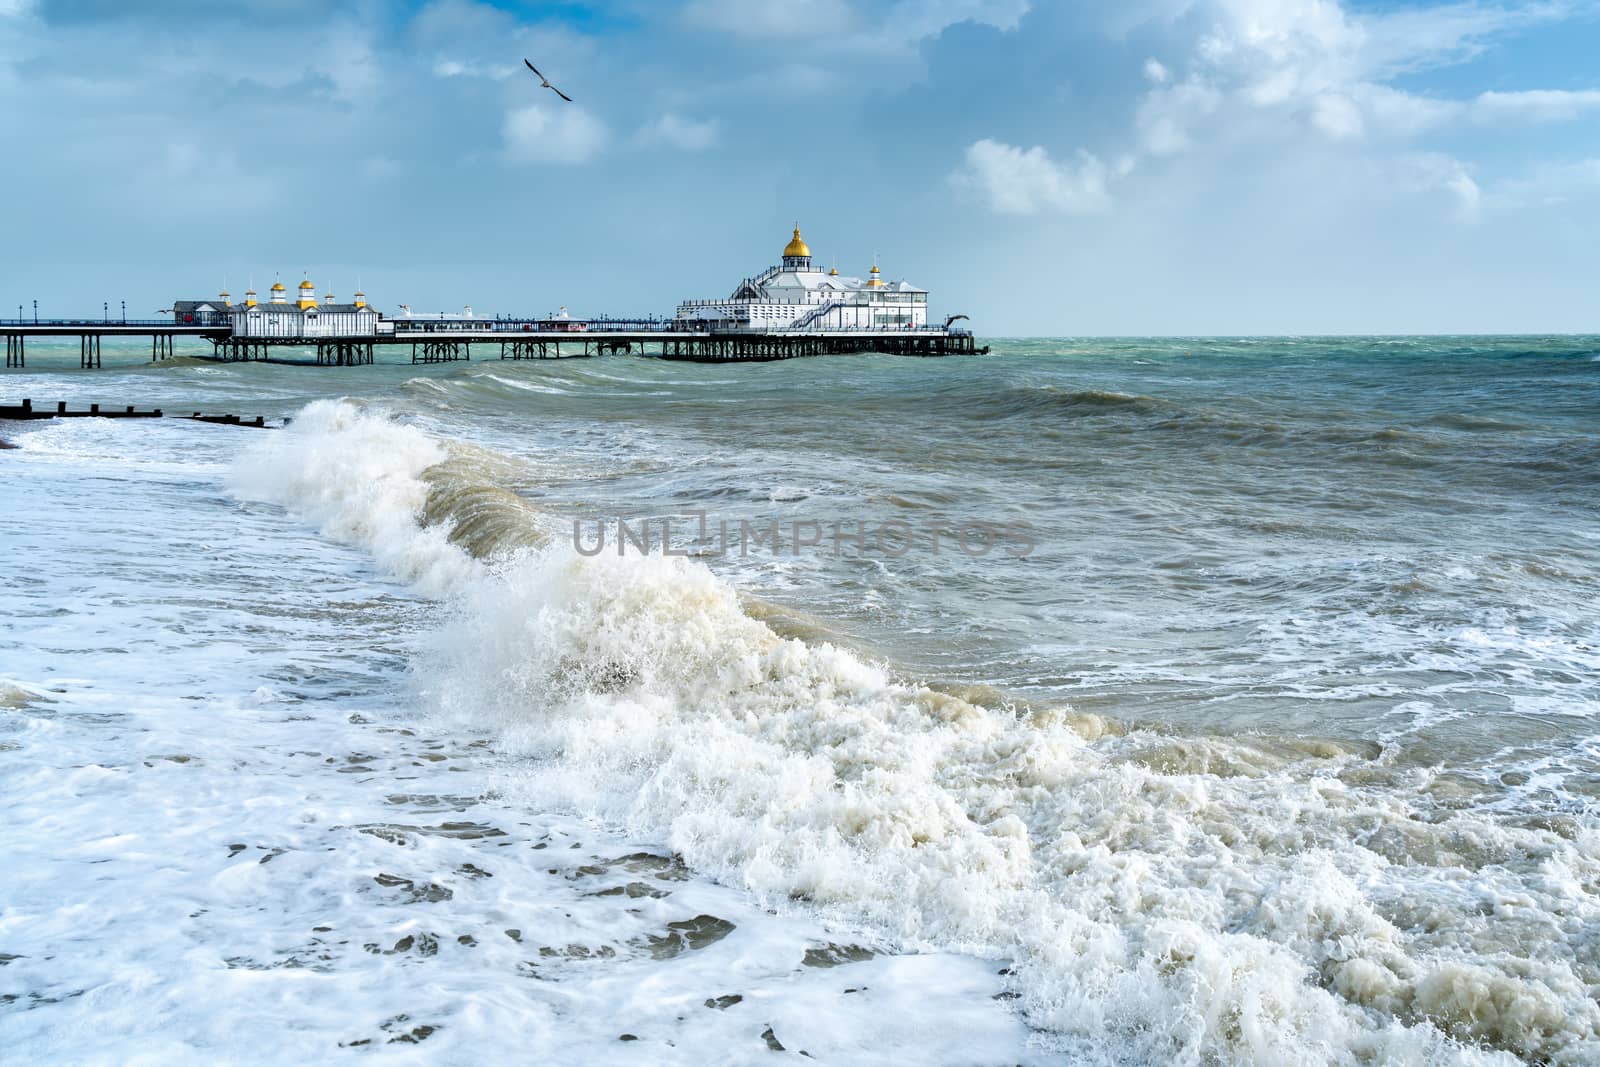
[3,334,21,369]
[411,339,469,364]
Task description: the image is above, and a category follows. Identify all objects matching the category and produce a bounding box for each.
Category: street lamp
[121,300,126,324]
[32,299,37,324]
[104,301,108,323]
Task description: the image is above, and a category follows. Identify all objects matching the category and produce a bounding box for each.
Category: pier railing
[0,318,178,327]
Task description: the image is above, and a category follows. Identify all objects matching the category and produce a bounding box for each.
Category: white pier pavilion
[675,226,928,330]
[229,277,379,339]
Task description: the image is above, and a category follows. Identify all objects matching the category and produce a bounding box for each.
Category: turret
[782,224,813,271]
[269,279,287,304]
[297,278,317,310]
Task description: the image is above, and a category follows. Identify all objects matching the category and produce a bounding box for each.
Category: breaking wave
[231,401,1600,1066]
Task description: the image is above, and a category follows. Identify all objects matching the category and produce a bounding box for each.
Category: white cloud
[0,0,33,16]
[1397,152,1482,222]
[955,139,1112,215]
[685,0,1029,40]
[1472,88,1600,123]
[886,0,1031,38]
[1493,158,1600,207]
[1137,80,1221,155]
[637,113,720,152]
[1311,92,1364,140]
[503,103,608,165]
[683,0,856,38]
[966,0,1599,221]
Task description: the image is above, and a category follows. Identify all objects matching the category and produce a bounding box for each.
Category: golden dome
[299,279,315,290]
[829,267,839,276]
[866,264,884,287]
[270,282,286,292]
[782,225,811,259]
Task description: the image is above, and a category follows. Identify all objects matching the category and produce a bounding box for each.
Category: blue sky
[1,0,1597,333]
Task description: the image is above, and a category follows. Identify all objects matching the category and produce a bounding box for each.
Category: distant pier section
[3,227,985,369]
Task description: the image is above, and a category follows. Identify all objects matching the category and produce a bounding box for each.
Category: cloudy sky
[1,0,1598,333]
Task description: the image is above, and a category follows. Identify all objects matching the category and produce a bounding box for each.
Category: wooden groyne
[1,399,162,419]
[1,399,272,428]
[187,412,269,428]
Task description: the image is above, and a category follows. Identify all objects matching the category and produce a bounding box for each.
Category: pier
[1,321,227,370]
[1,320,984,369]
[4,227,990,370]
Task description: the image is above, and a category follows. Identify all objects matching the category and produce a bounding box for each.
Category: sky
[1,0,1598,334]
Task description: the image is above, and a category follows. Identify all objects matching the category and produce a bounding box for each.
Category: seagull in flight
[524,59,572,102]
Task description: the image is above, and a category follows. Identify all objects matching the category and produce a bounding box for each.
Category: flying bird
[524,59,572,102]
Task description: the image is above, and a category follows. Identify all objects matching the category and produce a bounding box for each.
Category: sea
[1,336,1597,1066]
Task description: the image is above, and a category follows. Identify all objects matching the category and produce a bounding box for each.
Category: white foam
[4,408,1037,1065]
[228,399,482,598]
[226,402,1600,1066]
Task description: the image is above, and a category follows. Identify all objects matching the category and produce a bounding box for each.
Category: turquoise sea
[2,336,1597,1064]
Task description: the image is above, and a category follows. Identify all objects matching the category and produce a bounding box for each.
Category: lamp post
[121,300,126,324]
[32,299,37,324]
[104,301,108,323]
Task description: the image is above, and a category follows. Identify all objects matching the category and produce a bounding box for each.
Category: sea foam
[232,400,1600,1066]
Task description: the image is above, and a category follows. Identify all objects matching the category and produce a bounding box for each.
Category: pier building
[228,276,379,339]
[172,292,231,326]
[675,226,928,330]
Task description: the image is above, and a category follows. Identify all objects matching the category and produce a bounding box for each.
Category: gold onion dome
[783,225,811,259]
[270,282,286,291]
[299,279,315,290]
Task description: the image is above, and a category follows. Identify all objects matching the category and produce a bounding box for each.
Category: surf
[230,399,1600,1066]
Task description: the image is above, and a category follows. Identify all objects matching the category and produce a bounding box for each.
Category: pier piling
[411,340,469,364]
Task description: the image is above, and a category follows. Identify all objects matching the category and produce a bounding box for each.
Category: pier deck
[1,321,985,368]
